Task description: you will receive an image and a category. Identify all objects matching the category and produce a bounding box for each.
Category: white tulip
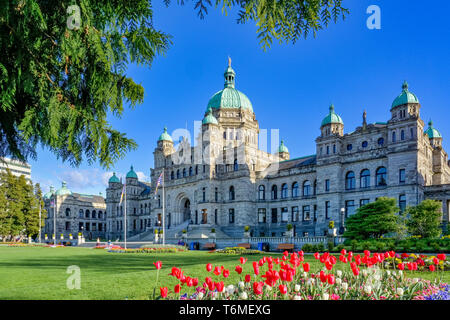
[303,272,308,278]
[341,282,348,291]
[336,278,342,285]
[336,270,343,278]
[386,270,391,276]
[362,269,369,277]
[398,270,403,277]
[294,284,301,292]
[238,281,245,290]
[197,292,204,299]
[396,288,404,296]
[293,295,302,300]
[239,291,248,300]
[226,285,235,295]
[322,293,329,300]
[412,278,419,284]
[364,285,372,294]
[264,284,272,291]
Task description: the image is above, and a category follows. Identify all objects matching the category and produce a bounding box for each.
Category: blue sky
[30,0,450,196]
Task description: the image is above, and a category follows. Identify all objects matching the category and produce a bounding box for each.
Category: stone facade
[104,63,450,240]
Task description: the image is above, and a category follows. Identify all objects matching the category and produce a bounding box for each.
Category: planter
[285,230,294,237]
[244,232,251,238]
[328,228,337,237]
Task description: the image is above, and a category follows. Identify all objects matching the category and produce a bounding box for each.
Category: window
[292,182,299,197]
[92,210,96,218]
[362,141,368,148]
[325,179,330,192]
[401,130,405,141]
[326,146,330,154]
[176,170,180,179]
[215,188,218,202]
[258,185,265,200]
[79,209,83,219]
[234,159,238,171]
[347,144,353,151]
[325,201,330,219]
[281,184,288,199]
[360,199,370,207]
[303,180,311,196]
[85,210,90,219]
[410,128,414,139]
[202,188,206,202]
[345,200,356,218]
[376,167,387,186]
[313,180,317,195]
[65,221,71,230]
[229,186,235,200]
[65,208,71,217]
[271,185,278,200]
[345,171,356,190]
[271,208,278,223]
[399,195,406,213]
[258,209,266,223]
[229,209,235,223]
[292,207,299,222]
[399,169,406,184]
[392,131,396,143]
[302,206,311,221]
[378,137,385,146]
[281,207,289,222]
[215,209,218,224]
[195,165,198,175]
[183,168,186,177]
[189,167,193,176]
[313,205,317,221]
[333,144,336,154]
[360,169,370,188]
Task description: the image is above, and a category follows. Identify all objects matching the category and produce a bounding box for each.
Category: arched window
[176,170,180,179]
[345,172,356,190]
[170,171,174,180]
[182,168,186,177]
[234,159,238,171]
[313,180,317,195]
[360,169,370,188]
[401,130,405,141]
[376,167,387,186]
[79,209,83,219]
[281,184,288,199]
[229,186,235,200]
[303,180,311,196]
[65,208,71,217]
[410,128,414,139]
[258,185,265,200]
[362,141,368,148]
[98,211,103,219]
[189,167,193,176]
[292,182,299,197]
[271,185,278,200]
[195,165,198,175]
[378,137,384,146]
[92,210,96,219]
[392,131,396,143]
[85,210,90,219]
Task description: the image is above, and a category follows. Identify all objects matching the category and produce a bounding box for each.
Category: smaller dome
[278,140,289,153]
[158,127,173,142]
[321,104,344,127]
[126,165,138,179]
[391,81,419,109]
[56,182,72,196]
[202,107,218,125]
[109,172,120,183]
[44,186,55,199]
[425,120,442,139]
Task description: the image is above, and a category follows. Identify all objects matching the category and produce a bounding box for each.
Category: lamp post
[340,207,345,234]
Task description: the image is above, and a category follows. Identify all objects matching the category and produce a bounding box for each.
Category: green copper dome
[425,120,442,139]
[321,104,344,127]
[109,172,120,183]
[202,107,219,125]
[207,59,253,112]
[158,127,173,142]
[44,186,55,199]
[56,182,72,196]
[391,81,419,109]
[126,165,138,179]
[278,140,289,153]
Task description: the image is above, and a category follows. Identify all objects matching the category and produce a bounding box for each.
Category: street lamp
[340,207,345,234]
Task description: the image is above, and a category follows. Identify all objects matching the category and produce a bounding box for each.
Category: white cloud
[136,171,149,183]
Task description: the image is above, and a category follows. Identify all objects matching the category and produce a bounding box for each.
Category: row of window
[65,208,106,220]
[345,167,406,190]
[170,161,239,180]
[258,181,318,200]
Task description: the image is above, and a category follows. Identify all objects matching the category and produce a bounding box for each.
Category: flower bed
[151,250,448,300]
[216,247,262,255]
[6,243,63,248]
[108,246,186,254]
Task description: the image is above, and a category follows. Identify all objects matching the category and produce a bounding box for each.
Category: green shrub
[362,241,371,250]
[327,240,335,252]
[350,240,358,252]
[415,242,425,252]
[316,243,325,252]
[335,244,344,252]
[431,242,441,252]
[301,243,313,252]
[375,241,386,252]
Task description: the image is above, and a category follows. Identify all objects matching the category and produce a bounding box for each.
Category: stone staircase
[127,220,191,241]
[186,224,231,239]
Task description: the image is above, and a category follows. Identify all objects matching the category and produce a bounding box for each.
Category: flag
[119,184,126,205]
[154,172,163,196]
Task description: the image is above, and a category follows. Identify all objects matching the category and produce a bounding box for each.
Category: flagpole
[124,182,127,249]
[53,195,56,245]
[39,200,41,244]
[162,169,165,245]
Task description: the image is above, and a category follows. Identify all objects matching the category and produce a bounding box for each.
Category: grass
[0,246,448,300]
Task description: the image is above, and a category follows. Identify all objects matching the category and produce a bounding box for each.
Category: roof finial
[402,80,409,91]
[228,56,232,68]
[429,119,433,127]
[329,104,335,113]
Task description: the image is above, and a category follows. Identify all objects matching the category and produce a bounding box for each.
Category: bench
[237,243,251,249]
[203,243,216,250]
[276,243,295,252]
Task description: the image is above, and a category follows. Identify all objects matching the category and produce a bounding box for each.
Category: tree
[405,200,442,239]
[1,1,348,168]
[343,197,403,240]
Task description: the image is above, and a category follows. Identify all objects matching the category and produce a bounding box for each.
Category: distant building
[0,157,31,181]
[43,182,107,240]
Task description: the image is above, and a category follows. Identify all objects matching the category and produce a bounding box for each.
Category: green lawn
[0,246,448,300]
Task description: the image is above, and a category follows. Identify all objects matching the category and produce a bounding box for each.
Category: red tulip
[314,252,320,259]
[319,271,327,283]
[240,257,248,265]
[302,263,310,272]
[213,266,221,276]
[168,267,182,279]
[206,263,213,272]
[160,287,168,298]
[215,281,224,293]
[279,284,287,295]
[364,250,370,257]
[433,258,439,265]
[245,274,251,283]
[397,263,405,270]
[429,265,436,272]
[325,261,333,270]
[327,274,335,285]
[174,284,181,294]
[298,250,304,256]
[253,281,263,295]
[259,259,265,266]
[341,249,347,255]
[153,261,162,270]
[193,278,199,286]
[222,269,230,278]
[352,267,360,276]
[437,254,446,261]
[283,251,289,256]
[235,265,243,274]
[253,261,260,275]
[389,251,395,258]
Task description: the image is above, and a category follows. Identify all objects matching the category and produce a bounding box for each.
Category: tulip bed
[155,250,449,300]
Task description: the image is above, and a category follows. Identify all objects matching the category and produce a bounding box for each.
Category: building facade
[104,61,450,240]
[43,182,107,240]
[0,157,31,181]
